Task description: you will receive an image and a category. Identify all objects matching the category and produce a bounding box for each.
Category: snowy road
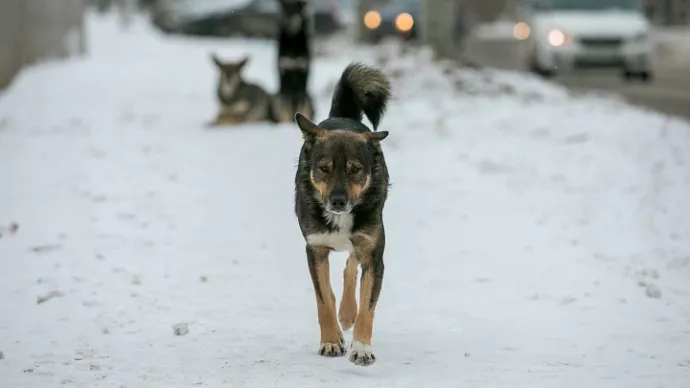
[1,14,690,388]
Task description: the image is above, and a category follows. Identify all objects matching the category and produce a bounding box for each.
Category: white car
[515,0,654,82]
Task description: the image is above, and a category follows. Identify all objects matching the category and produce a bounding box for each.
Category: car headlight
[395,13,414,32]
[364,10,381,29]
[548,29,573,47]
[513,22,531,40]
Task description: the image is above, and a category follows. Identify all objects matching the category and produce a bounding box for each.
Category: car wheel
[623,70,653,83]
[526,49,555,78]
[529,60,554,78]
[639,70,653,83]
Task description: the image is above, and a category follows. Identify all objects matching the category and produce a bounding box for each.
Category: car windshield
[533,0,640,11]
[381,0,418,11]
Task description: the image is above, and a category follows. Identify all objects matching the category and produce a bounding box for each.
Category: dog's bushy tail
[328,62,392,130]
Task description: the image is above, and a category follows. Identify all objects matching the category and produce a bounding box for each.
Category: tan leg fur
[348,232,384,366]
[308,246,346,357]
[339,254,359,331]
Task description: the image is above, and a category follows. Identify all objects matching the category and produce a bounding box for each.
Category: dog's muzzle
[326,193,352,214]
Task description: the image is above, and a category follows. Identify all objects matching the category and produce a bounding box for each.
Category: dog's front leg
[349,233,385,366]
[306,245,346,357]
[338,254,359,331]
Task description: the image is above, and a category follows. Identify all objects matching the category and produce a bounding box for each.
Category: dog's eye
[350,166,362,174]
[319,166,329,173]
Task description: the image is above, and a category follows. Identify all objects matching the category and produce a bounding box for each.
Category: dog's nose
[330,194,347,210]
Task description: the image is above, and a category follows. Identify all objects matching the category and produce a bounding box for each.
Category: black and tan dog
[208,54,276,126]
[293,62,392,366]
[275,0,315,123]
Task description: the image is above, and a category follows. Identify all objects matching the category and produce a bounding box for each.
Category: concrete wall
[0,0,87,89]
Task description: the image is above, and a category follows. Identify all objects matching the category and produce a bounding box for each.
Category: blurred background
[1,0,689,118]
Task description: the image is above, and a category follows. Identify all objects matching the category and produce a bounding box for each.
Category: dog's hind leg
[349,233,385,367]
[338,254,358,331]
[207,111,238,127]
[306,245,346,357]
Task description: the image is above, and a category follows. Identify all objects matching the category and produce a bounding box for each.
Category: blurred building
[0,0,87,89]
[645,0,690,25]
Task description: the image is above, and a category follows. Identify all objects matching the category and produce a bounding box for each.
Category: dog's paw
[318,342,346,357]
[318,331,346,357]
[349,341,376,366]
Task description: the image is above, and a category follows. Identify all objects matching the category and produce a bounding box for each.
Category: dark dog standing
[275,0,315,122]
[293,63,392,366]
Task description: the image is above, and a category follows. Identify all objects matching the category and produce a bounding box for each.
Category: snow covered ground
[1,12,690,388]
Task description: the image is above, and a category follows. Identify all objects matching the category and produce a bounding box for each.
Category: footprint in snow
[645,283,663,299]
[631,267,663,299]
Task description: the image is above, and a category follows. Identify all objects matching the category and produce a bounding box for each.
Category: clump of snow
[172,323,189,336]
[0,10,689,388]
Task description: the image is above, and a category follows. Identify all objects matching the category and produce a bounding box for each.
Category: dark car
[151,0,344,38]
[361,0,421,43]
[361,0,467,43]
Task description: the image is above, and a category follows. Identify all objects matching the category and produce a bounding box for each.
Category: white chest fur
[306,212,354,252]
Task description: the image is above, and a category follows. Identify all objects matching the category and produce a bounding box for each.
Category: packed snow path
[1,14,689,388]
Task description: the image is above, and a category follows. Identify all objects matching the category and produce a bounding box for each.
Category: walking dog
[275,0,315,123]
[208,54,276,126]
[293,62,392,366]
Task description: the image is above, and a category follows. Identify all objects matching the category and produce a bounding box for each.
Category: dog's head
[295,113,389,214]
[211,54,248,98]
[279,0,308,33]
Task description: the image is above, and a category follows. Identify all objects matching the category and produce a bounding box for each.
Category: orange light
[364,10,381,29]
[548,29,572,46]
[513,22,531,40]
[395,12,414,32]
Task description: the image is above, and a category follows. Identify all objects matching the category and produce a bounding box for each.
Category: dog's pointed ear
[295,112,324,141]
[364,131,389,142]
[238,56,249,71]
[211,53,223,68]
